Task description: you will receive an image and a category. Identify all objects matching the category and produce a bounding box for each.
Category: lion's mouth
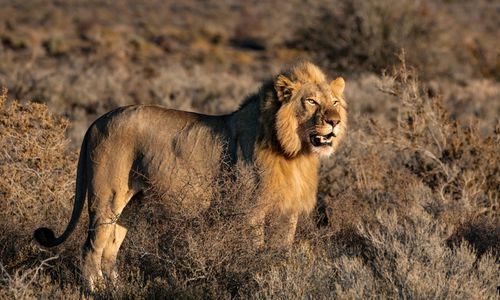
[310,132,335,147]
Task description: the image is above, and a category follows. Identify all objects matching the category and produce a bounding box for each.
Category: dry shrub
[350,208,498,299]
[321,55,499,227]
[313,58,499,297]
[114,165,280,298]
[376,58,499,226]
[0,87,78,247]
[0,88,83,298]
[430,78,500,135]
[294,0,444,74]
[254,208,498,299]
[0,256,80,299]
[250,205,498,299]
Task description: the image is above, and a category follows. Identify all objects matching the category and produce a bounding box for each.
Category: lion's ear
[275,75,295,101]
[330,77,345,95]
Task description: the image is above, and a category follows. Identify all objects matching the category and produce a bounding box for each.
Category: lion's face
[274,70,347,158]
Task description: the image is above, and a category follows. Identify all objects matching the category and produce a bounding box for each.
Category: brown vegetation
[0,0,498,298]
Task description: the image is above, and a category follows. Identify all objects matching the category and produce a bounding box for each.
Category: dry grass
[0,0,499,299]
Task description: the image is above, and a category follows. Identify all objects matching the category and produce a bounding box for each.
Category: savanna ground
[0,0,499,298]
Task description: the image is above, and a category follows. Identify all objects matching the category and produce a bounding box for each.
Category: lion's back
[85,105,231,207]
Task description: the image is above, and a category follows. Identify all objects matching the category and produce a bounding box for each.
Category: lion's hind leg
[82,189,131,291]
[102,224,128,284]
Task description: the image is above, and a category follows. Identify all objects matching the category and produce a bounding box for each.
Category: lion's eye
[306,99,317,106]
[333,100,339,107]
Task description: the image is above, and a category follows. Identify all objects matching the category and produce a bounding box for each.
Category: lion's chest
[256,150,319,214]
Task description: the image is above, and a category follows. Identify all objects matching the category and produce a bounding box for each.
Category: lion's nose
[323,109,341,129]
[327,119,340,129]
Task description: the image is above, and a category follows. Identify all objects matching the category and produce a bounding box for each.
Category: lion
[34,62,347,289]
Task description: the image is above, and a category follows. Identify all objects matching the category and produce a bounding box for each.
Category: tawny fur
[34,62,348,290]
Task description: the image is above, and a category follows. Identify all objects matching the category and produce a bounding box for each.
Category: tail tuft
[34,227,58,247]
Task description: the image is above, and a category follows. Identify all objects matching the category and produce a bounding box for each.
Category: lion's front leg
[247,209,267,248]
[268,211,299,248]
[283,212,299,246]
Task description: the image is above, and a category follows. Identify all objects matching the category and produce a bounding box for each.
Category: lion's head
[262,62,347,158]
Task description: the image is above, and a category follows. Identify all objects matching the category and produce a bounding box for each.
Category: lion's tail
[34,130,90,247]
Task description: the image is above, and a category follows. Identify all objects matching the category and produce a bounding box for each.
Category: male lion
[34,62,347,289]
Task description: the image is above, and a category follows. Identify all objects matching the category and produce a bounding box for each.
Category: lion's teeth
[315,135,332,142]
[316,136,327,143]
[311,134,334,146]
